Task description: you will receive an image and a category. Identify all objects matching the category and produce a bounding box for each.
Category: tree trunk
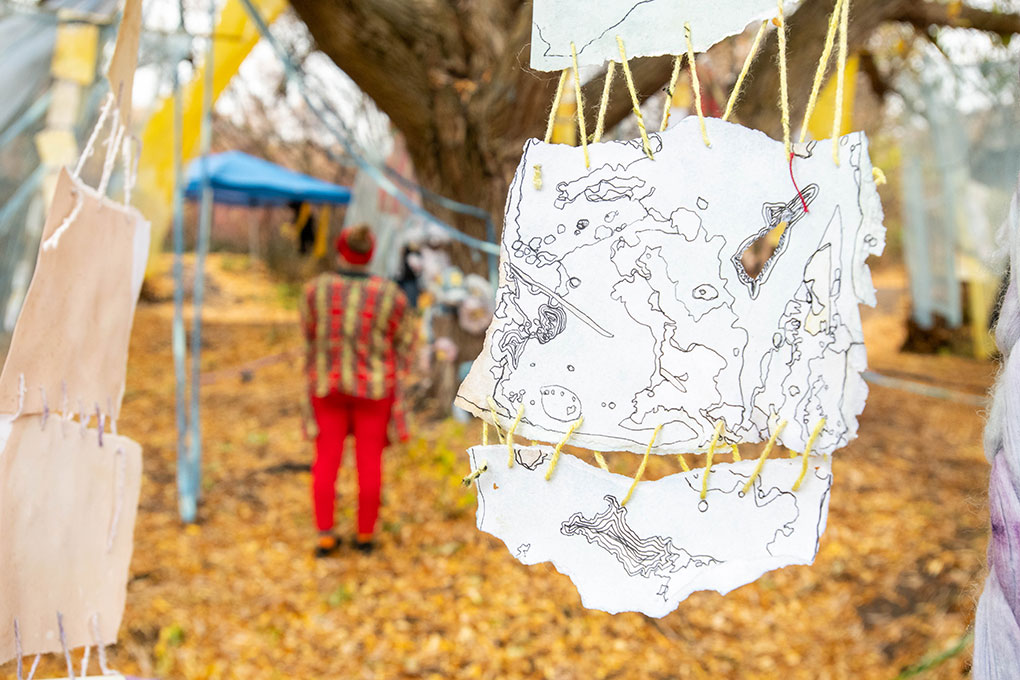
[288,0,1019,250]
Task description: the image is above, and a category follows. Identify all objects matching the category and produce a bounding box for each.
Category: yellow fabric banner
[806,54,859,140]
[133,0,287,253]
[51,22,100,86]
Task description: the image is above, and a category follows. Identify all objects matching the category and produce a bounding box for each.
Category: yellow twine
[731,443,742,462]
[532,164,543,190]
[742,421,788,495]
[616,36,654,160]
[545,416,584,481]
[723,20,769,122]
[793,418,827,491]
[461,464,487,487]
[872,167,887,185]
[482,421,489,447]
[544,69,570,144]
[594,451,610,472]
[570,42,591,168]
[832,0,851,164]
[621,424,662,506]
[659,54,685,132]
[677,453,691,472]
[776,1,791,158]
[799,0,844,144]
[700,421,726,500]
[593,61,617,143]
[485,396,505,445]
[506,404,525,468]
[684,23,711,147]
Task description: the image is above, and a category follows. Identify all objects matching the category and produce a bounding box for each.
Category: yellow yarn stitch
[482,421,489,447]
[799,0,844,144]
[660,54,685,132]
[570,42,590,168]
[731,443,742,462]
[594,451,610,472]
[700,420,726,500]
[621,424,662,506]
[723,20,769,123]
[593,61,617,143]
[485,396,505,445]
[793,418,826,491]
[742,421,788,495]
[777,1,791,158]
[616,36,655,160]
[677,453,691,472]
[506,404,525,468]
[545,416,584,481]
[684,23,711,147]
[461,463,487,487]
[544,69,570,144]
[832,0,851,164]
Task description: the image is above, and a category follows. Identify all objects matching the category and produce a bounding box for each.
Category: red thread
[789,152,809,213]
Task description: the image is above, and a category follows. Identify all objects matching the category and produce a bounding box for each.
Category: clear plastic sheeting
[0,0,118,361]
[899,52,1019,331]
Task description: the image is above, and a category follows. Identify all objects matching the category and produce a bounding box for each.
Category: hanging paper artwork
[0,0,148,665]
[468,443,832,616]
[457,118,885,457]
[459,0,882,618]
[0,168,149,420]
[0,416,142,662]
[531,0,775,71]
[0,166,148,662]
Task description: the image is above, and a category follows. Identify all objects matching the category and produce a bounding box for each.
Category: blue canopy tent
[184,150,352,206]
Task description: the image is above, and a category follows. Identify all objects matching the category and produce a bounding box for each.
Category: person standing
[299,223,414,556]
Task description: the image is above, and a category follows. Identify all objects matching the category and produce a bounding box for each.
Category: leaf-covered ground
[5,257,992,679]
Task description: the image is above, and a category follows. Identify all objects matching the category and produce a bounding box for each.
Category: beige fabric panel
[0,168,140,419]
[0,414,142,663]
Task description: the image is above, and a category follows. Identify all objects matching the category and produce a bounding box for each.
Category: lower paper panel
[468,444,832,617]
[0,414,142,662]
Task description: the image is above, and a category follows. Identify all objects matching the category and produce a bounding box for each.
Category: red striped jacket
[299,271,415,439]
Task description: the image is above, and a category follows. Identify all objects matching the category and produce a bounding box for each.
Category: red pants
[310,391,393,535]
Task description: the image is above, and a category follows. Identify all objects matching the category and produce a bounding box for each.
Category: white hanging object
[531,0,776,71]
[457,118,885,456]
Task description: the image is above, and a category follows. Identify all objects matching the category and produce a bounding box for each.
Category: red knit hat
[336,226,375,265]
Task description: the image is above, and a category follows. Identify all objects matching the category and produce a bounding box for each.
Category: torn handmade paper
[456,118,885,456]
[468,444,832,617]
[105,0,143,126]
[0,167,150,420]
[0,414,142,663]
[531,0,775,72]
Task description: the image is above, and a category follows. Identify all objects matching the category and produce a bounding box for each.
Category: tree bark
[289,0,1020,246]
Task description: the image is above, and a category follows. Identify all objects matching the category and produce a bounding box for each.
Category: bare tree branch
[895,2,1020,37]
[858,51,897,100]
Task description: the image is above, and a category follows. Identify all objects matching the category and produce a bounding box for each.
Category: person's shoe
[314,534,340,558]
[353,534,376,554]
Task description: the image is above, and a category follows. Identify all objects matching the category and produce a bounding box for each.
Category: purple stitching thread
[57,612,75,679]
[14,618,22,680]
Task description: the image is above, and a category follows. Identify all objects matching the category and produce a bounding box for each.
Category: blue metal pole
[185,6,216,522]
[171,65,193,523]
